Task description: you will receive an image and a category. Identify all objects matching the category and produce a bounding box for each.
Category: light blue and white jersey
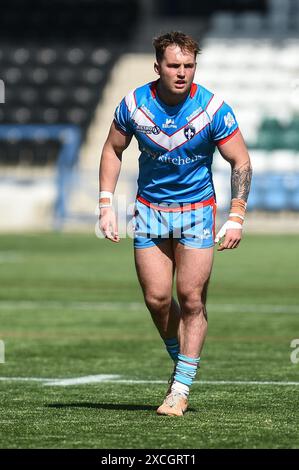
[114,81,239,204]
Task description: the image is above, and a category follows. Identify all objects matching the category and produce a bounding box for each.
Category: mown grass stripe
[1,376,299,386]
[0,300,298,314]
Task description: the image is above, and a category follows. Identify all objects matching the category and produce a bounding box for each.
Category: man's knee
[144,291,172,313]
[177,290,205,316]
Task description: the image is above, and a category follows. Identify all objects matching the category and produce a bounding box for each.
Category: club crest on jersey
[184,124,196,140]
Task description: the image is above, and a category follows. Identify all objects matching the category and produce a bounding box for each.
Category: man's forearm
[99,144,122,193]
[231,160,252,202]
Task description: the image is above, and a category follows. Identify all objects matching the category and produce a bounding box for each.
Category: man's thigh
[134,240,175,295]
[174,242,214,295]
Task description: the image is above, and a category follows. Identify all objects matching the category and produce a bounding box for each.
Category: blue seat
[247,175,262,210]
[262,174,289,211]
[285,174,299,210]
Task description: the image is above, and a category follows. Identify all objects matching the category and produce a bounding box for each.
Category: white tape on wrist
[99,191,113,208]
[215,220,243,243]
[229,212,244,221]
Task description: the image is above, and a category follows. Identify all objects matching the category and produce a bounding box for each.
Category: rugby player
[99,31,252,416]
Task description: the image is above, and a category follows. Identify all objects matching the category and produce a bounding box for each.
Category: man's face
[155,45,196,97]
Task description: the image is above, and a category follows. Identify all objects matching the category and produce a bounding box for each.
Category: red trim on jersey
[190,83,198,98]
[212,199,217,240]
[136,195,216,213]
[216,127,239,146]
[113,119,131,136]
[205,93,214,111]
[150,80,158,98]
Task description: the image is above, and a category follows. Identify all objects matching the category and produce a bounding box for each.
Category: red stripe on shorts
[136,195,216,213]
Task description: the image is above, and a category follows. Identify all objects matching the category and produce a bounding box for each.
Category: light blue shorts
[133,196,216,249]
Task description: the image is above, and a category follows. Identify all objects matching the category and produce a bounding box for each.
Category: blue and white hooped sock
[163,337,179,362]
[171,353,200,397]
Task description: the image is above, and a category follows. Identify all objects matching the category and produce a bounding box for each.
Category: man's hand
[215,220,242,251]
[99,207,120,243]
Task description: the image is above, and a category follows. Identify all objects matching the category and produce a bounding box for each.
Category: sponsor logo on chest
[162,118,177,129]
[186,107,203,122]
[136,124,161,135]
[140,105,155,120]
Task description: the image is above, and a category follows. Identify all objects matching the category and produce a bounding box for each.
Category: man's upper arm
[208,98,249,165]
[105,121,133,157]
[217,129,250,166]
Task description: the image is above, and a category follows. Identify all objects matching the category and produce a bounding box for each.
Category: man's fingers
[100,224,115,242]
[215,228,226,243]
[217,240,230,251]
[112,232,120,242]
[217,243,225,251]
[217,240,233,251]
[232,239,241,249]
[226,239,235,249]
[105,228,120,242]
[217,237,241,251]
[99,214,120,242]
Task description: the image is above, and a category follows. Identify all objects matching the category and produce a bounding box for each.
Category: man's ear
[154,62,160,75]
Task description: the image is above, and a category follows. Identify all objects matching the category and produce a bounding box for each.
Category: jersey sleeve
[114,97,134,136]
[210,101,239,145]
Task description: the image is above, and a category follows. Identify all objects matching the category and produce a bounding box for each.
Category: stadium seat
[35,47,58,66]
[290,178,299,210]
[0,0,139,170]
[247,175,262,211]
[263,174,289,211]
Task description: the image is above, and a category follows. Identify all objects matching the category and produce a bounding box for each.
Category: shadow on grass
[46,402,197,412]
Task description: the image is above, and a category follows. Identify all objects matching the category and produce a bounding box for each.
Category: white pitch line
[45,374,122,386]
[1,375,299,387]
[0,377,52,382]
[0,374,121,385]
[0,300,298,314]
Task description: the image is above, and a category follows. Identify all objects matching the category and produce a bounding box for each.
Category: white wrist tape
[229,212,244,221]
[99,191,113,208]
[215,220,243,243]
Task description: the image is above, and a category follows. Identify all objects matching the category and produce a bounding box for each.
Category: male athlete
[99,32,252,416]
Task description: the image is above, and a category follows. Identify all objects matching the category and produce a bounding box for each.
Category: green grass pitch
[0,233,298,449]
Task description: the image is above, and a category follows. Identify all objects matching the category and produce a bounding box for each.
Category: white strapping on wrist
[229,212,244,221]
[99,191,113,208]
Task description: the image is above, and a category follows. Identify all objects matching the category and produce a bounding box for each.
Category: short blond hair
[153,31,200,62]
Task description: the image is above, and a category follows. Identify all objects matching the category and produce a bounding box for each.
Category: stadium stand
[197,0,299,213]
[0,0,139,229]
[0,0,139,159]
[1,0,299,231]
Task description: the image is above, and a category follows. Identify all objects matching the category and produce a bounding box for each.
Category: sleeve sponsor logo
[224,112,236,129]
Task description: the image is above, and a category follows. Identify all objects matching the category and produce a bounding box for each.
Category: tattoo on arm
[231,162,252,201]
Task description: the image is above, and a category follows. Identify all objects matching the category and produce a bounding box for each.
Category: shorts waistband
[136,195,216,213]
